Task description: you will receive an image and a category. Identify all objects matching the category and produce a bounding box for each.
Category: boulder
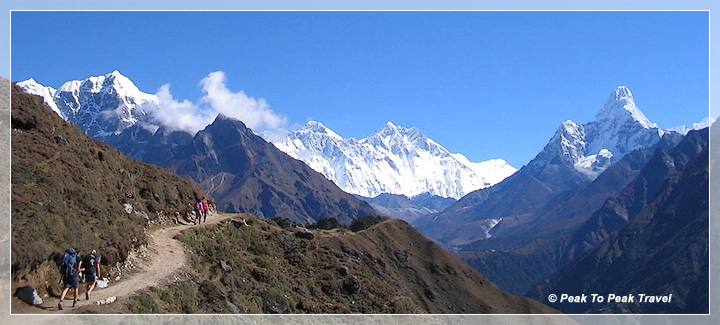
[96,278,109,289]
[294,228,315,240]
[342,276,361,295]
[15,286,42,306]
[220,260,233,273]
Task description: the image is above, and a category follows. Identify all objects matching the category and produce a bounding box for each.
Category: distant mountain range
[414,86,709,303]
[272,121,516,199]
[11,82,560,315]
[356,193,457,223]
[17,73,711,314]
[18,71,517,213]
[18,72,376,224]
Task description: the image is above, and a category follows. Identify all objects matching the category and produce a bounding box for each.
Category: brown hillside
[120,215,558,314]
[11,84,207,284]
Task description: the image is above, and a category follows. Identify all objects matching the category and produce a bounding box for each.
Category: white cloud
[147,71,288,136]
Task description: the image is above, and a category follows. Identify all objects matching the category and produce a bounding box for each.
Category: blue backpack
[60,248,78,278]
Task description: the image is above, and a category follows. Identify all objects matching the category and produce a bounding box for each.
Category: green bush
[307,217,343,230]
[349,215,389,232]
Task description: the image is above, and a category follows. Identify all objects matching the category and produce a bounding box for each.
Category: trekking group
[55,199,209,310]
[58,248,101,310]
[195,197,209,224]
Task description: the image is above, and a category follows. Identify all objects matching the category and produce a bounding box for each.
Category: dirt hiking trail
[12,211,237,314]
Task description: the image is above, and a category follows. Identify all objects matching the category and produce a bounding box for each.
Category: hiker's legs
[87,281,96,300]
[58,287,69,309]
[59,287,69,301]
[72,287,79,306]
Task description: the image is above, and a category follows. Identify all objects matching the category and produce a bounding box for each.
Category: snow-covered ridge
[273,121,517,199]
[18,71,160,138]
[16,78,62,118]
[668,116,716,135]
[530,86,681,179]
[19,71,516,200]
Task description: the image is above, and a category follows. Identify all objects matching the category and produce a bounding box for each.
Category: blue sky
[10,11,710,168]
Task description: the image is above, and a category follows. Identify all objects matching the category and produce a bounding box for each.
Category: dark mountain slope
[11,85,206,281]
[527,147,709,314]
[562,128,708,260]
[456,130,701,295]
[115,215,560,314]
[144,114,377,225]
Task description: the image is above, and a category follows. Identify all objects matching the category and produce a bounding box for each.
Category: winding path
[13,211,237,314]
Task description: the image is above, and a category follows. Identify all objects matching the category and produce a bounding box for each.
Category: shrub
[270,217,301,229]
[307,217,342,230]
[349,215,389,232]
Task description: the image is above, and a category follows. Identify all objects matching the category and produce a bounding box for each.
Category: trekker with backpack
[58,248,81,310]
[195,201,203,225]
[201,198,209,223]
[82,250,101,300]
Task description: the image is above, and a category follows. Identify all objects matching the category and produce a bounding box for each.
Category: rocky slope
[11,84,207,285]
[455,129,705,295]
[152,114,378,225]
[115,215,559,314]
[526,145,709,313]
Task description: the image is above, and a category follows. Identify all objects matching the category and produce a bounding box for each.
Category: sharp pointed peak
[214,112,238,122]
[612,85,633,97]
[377,121,407,134]
[17,78,54,91]
[18,77,39,85]
[596,86,655,129]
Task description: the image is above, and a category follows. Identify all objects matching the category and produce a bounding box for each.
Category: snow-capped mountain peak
[297,121,343,140]
[596,86,656,129]
[274,121,517,199]
[17,78,63,118]
[530,86,669,179]
[57,70,153,101]
[19,71,159,138]
[366,122,429,149]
